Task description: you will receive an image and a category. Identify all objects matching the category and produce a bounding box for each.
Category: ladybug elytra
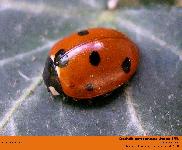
[43,28,139,99]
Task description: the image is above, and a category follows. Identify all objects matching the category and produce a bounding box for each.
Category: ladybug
[43,28,139,99]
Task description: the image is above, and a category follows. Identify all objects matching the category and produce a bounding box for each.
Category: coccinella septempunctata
[43,28,139,99]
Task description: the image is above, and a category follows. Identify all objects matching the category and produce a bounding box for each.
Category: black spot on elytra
[56,49,65,56]
[54,49,65,66]
[85,83,94,91]
[122,57,131,73]
[89,51,100,66]
[78,30,89,36]
[54,49,69,67]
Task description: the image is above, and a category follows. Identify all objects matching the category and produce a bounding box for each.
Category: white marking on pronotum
[117,17,182,60]
[50,55,61,79]
[125,87,147,135]
[18,70,30,81]
[48,86,60,96]
[0,40,56,67]
[0,75,42,131]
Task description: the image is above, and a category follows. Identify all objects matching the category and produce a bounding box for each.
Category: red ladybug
[43,28,139,99]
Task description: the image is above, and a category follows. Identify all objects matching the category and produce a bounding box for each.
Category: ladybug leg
[42,57,62,96]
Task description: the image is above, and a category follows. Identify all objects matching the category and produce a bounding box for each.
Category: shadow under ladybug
[53,83,129,109]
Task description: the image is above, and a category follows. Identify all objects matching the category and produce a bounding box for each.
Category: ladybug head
[42,57,62,96]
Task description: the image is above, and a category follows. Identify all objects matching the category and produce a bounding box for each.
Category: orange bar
[0,136,181,150]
